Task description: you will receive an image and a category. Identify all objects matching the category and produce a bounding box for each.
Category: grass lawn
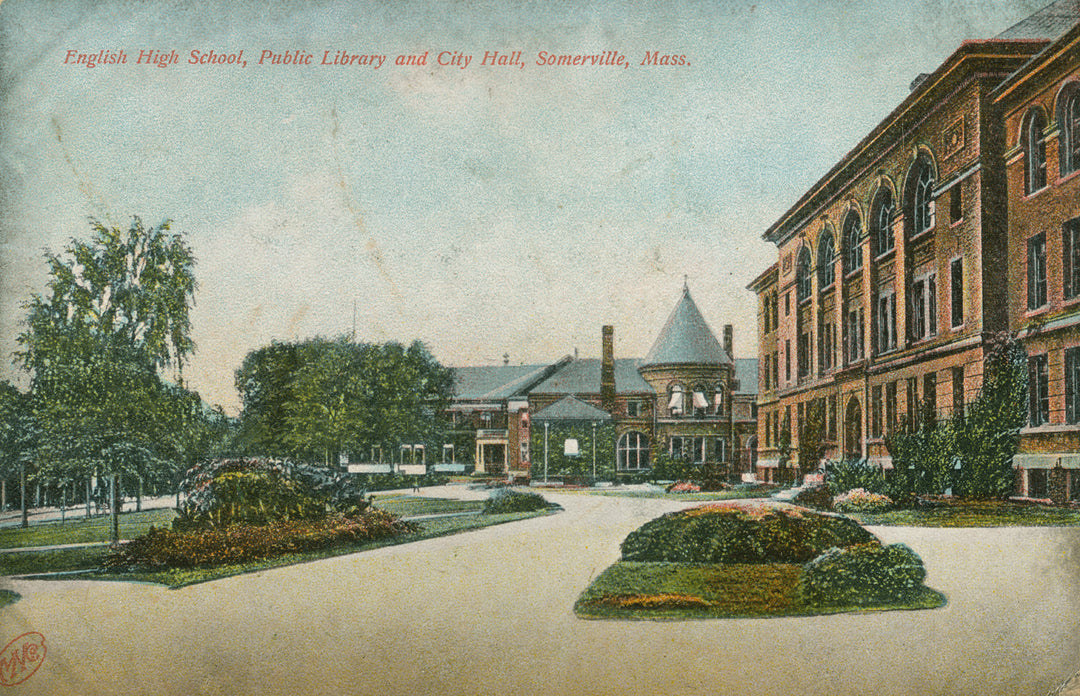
[0,508,178,549]
[575,561,946,620]
[0,546,111,577]
[14,508,556,589]
[371,496,484,517]
[848,500,1080,527]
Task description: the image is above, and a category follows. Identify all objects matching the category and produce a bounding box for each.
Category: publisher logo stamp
[0,632,46,686]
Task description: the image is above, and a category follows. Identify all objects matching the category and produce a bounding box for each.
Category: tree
[799,400,827,477]
[0,382,36,526]
[18,217,198,543]
[954,333,1027,498]
[235,337,454,466]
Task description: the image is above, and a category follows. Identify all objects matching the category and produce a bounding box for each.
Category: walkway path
[1,489,1077,696]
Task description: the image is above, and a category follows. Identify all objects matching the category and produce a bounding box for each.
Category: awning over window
[692,391,708,409]
[668,391,684,411]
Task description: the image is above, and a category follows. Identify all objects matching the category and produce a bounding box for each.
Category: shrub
[833,488,894,513]
[826,459,889,497]
[792,484,833,511]
[798,542,927,606]
[104,510,416,570]
[620,502,877,565]
[482,488,551,514]
[176,457,368,529]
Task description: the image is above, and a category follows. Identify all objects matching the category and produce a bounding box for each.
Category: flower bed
[832,488,894,513]
[666,481,702,494]
[103,510,417,570]
[620,502,876,565]
[482,488,552,514]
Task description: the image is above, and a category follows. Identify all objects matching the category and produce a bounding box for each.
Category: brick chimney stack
[601,325,615,413]
[723,324,734,360]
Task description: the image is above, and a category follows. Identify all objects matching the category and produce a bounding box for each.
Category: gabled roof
[531,395,612,422]
[452,357,570,401]
[642,285,730,368]
[530,358,652,395]
[995,0,1080,40]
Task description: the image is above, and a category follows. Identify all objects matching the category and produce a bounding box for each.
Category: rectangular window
[828,395,837,441]
[785,340,792,382]
[906,377,919,430]
[909,274,937,341]
[950,183,963,223]
[798,330,811,378]
[821,322,834,372]
[763,359,771,390]
[885,381,898,434]
[772,353,779,389]
[877,290,895,353]
[626,400,641,418]
[950,258,964,327]
[1067,347,1080,424]
[714,438,727,462]
[871,384,883,438]
[1065,218,1080,301]
[923,371,937,424]
[952,366,965,419]
[785,292,790,316]
[1029,353,1050,426]
[1029,469,1048,499]
[1028,233,1047,310]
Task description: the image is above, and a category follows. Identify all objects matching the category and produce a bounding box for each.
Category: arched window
[796,245,812,302]
[871,187,895,257]
[1023,107,1048,194]
[843,210,862,273]
[617,431,650,470]
[908,155,936,239]
[817,229,835,289]
[1059,82,1080,177]
[667,383,685,417]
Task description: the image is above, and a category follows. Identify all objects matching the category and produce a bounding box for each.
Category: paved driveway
[1,490,1078,696]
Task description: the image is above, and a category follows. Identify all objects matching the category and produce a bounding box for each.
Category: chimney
[601,325,615,413]
[723,324,734,360]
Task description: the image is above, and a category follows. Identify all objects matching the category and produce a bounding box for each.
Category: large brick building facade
[750,1,1080,499]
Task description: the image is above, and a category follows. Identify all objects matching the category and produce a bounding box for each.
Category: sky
[0,0,1049,414]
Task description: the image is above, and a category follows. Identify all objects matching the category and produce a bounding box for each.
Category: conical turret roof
[643,284,730,367]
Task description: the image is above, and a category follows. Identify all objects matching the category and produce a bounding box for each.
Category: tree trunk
[109,473,119,546]
[20,462,28,528]
[61,488,66,525]
[1,478,5,511]
[86,477,92,519]
[136,476,142,512]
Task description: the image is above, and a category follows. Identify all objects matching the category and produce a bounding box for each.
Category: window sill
[1057,169,1080,186]
[844,268,863,280]
[949,218,965,229]
[1025,305,1050,319]
[909,229,934,245]
[1023,185,1051,201]
[874,249,896,263]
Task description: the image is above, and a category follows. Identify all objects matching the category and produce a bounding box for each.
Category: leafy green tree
[799,400,827,477]
[0,382,36,526]
[954,333,1027,498]
[18,217,198,543]
[235,337,454,466]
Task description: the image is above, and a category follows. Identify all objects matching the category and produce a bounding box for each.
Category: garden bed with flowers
[575,501,945,620]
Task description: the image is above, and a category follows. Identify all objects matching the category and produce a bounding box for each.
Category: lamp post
[591,421,597,484]
[544,422,549,484]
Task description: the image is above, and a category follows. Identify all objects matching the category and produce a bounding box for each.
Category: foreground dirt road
[1,489,1078,696]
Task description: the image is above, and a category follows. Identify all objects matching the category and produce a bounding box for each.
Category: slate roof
[530,358,652,395]
[642,286,731,367]
[452,361,567,401]
[733,358,758,396]
[995,0,1080,40]
[531,395,613,422]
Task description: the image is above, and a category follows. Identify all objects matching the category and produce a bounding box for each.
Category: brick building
[994,10,1080,500]
[450,284,757,481]
[749,1,1080,496]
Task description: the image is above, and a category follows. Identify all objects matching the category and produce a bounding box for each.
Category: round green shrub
[482,488,551,514]
[792,484,833,511]
[619,502,877,564]
[797,542,927,606]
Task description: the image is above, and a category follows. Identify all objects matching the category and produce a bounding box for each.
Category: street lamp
[591,421,597,484]
[544,421,552,486]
